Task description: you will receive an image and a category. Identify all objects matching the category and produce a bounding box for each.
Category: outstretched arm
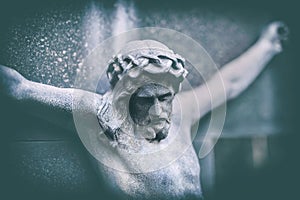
[178,21,288,125]
[0,65,102,131]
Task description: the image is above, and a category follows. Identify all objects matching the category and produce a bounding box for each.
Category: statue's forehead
[135,83,172,97]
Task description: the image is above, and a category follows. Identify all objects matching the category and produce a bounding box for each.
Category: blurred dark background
[0,0,299,200]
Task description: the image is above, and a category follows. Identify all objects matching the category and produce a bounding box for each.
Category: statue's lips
[150,117,170,124]
[149,118,170,130]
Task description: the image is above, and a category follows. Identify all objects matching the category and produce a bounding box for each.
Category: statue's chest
[98,146,202,199]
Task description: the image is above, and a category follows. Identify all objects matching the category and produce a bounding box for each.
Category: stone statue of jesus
[0,21,288,199]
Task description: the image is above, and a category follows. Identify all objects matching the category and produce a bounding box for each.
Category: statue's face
[129,83,174,140]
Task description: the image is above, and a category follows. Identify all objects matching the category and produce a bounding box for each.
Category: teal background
[0,0,299,199]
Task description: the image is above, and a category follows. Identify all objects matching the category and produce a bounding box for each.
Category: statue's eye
[158,93,172,101]
[136,96,154,104]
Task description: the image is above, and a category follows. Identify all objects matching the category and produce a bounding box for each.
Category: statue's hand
[260,21,289,53]
[0,65,26,99]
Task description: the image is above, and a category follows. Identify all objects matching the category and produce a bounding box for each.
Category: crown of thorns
[106,48,187,88]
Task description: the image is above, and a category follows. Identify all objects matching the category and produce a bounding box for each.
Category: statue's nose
[149,99,162,116]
